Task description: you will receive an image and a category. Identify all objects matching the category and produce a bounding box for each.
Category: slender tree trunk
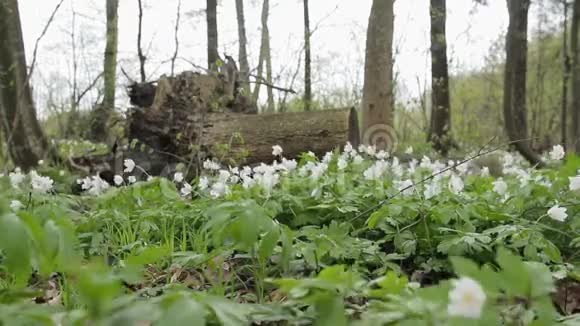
[571,0,580,152]
[252,0,269,108]
[235,0,250,94]
[361,0,395,151]
[137,0,146,82]
[170,0,182,77]
[303,0,312,111]
[206,0,219,70]
[562,0,570,148]
[90,0,119,141]
[428,0,453,156]
[264,24,275,112]
[503,0,544,166]
[0,0,51,169]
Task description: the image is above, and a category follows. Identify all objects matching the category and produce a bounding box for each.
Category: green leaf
[0,213,31,286]
[314,294,347,326]
[496,247,530,297]
[125,246,170,266]
[450,256,480,279]
[258,229,280,262]
[158,295,206,325]
[370,271,408,297]
[525,262,554,298]
[541,239,562,263]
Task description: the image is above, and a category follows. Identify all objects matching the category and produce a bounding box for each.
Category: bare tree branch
[248,74,296,94]
[170,0,182,77]
[27,0,65,79]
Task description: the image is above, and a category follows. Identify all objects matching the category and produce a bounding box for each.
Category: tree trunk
[206,0,219,70]
[562,0,570,148]
[137,0,146,82]
[428,0,453,156]
[264,23,275,112]
[252,0,269,108]
[90,0,119,142]
[303,0,312,111]
[130,108,359,167]
[235,0,250,94]
[571,0,580,152]
[361,0,395,151]
[503,0,544,166]
[0,0,51,169]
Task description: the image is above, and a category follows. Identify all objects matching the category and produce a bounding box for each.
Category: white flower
[502,152,515,167]
[256,172,279,195]
[217,170,231,183]
[210,181,229,198]
[376,150,389,160]
[9,169,25,189]
[180,183,192,197]
[306,151,316,158]
[396,179,415,196]
[569,176,580,191]
[456,162,470,175]
[344,142,353,153]
[272,145,283,156]
[29,170,53,193]
[173,172,184,183]
[366,145,376,156]
[38,160,44,165]
[449,174,464,194]
[241,175,255,189]
[492,179,508,196]
[241,166,252,176]
[203,159,221,171]
[310,163,328,180]
[447,277,486,319]
[10,200,23,211]
[424,181,442,199]
[337,157,348,170]
[79,175,110,196]
[480,167,490,177]
[352,154,364,165]
[114,175,124,186]
[124,159,136,173]
[549,145,565,161]
[59,170,65,176]
[405,146,414,154]
[408,159,418,174]
[127,176,137,184]
[280,158,298,171]
[548,205,568,222]
[198,176,209,190]
[322,152,333,164]
[364,161,387,180]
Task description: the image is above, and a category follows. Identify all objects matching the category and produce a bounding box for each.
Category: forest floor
[1,143,580,325]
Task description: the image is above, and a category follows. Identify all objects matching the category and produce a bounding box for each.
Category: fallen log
[128,107,360,167]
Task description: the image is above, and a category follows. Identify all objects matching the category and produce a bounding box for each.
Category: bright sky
[18,0,551,111]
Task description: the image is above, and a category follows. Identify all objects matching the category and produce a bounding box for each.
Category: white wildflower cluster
[10,200,24,211]
[78,175,110,196]
[548,144,565,161]
[9,168,25,189]
[8,168,53,194]
[570,175,580,191]
[29,170,54,194]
